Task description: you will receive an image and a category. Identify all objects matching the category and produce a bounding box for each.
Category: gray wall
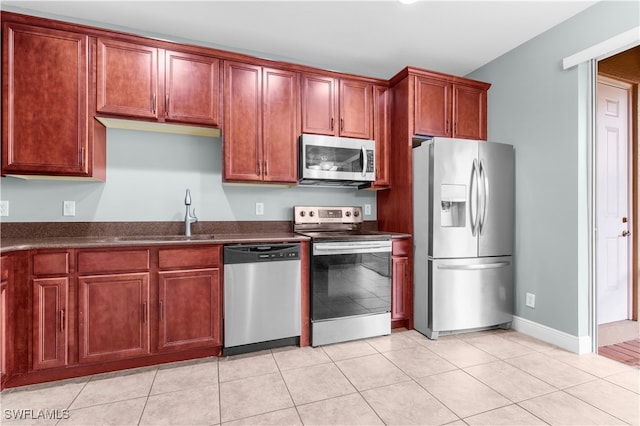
[467,1,639,337]
[0,129,376,222]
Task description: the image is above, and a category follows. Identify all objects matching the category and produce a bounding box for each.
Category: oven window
[311,252,391,321]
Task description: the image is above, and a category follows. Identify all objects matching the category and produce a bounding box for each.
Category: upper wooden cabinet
[165,50,221,125]
[414,74,488,141]
[372,85,390,188]
[96,38,158,119]
[301,74,372,139]
[96,38,221,126]
[224,61,299,183]
[1,22,106,180]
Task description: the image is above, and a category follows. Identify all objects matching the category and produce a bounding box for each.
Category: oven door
[310,239,392,322]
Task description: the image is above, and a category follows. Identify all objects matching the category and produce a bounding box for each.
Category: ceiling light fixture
[399,0,419,4]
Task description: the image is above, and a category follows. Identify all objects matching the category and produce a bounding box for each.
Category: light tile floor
[1,329,639,425]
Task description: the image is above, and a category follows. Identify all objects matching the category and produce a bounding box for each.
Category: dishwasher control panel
[224,243,300,264]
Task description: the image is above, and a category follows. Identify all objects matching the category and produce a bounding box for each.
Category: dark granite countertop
[0,221,410,254]
[0,232,310,253]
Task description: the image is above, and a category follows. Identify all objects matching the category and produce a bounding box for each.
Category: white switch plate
[63,201,76,216]
[255,202,264,216]
[0,200,8,217]
[525,292,536,308]
[364,204,372,216]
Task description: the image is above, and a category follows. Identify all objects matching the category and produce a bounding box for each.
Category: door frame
[595,74,637,326]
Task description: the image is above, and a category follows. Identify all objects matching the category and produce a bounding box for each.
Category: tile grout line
[270,348,304,425]
[136,367,159,426]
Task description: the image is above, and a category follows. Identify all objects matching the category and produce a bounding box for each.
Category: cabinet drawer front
[33,252,69,276]
[159,246,221,269]
[392,238,411,257]
[77,250,149,274]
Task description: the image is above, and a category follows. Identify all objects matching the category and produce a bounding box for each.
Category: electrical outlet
[255,202,264,216]
[364,204,372,216]
[526,292,536,308]
[0,200,8,217]
[63,201,76,217]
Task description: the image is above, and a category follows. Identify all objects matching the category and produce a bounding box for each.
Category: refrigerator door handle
[437,261,510,270]
[470,159,479,236]
[479,159,489,234]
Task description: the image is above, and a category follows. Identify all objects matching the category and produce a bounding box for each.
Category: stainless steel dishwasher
[223,243,301,355]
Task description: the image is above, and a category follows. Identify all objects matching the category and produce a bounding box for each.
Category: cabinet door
[0,256,9,383]
[165,50,220,125]
[33,278,68,370]
[96,38,158,119]
[224,61,262,181]
[2,23,90,176]
[262,67,299,183]
[453,84,487,140]
[78,273,150,363]
[340,79,372,139]
[391,256,409,322]
[301,73,337,136]
[372,85,390,188]
[414,76,451,138]
[158,268,221,351]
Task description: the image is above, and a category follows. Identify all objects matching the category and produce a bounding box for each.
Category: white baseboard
[512,316,592,354]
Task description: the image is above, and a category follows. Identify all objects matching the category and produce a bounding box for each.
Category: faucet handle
[191,208,197,220]
[185,189,192,205]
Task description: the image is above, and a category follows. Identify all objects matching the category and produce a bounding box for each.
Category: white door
[596,77,632,325]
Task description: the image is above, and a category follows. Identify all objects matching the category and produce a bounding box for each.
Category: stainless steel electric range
[294,206,392,346]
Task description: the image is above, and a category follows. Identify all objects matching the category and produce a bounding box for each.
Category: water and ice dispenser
[440,184,466,227]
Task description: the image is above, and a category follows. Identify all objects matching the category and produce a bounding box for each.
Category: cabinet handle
[159,301,163,321]
[152,94,156,114]
[257,160,261,175]
[264,160,268,176]
[59,309,65,333]
[331,117,334,130]
[340,117,344,131]
[446,120,450,134]
[165,95,169,115]
[79,147,84,167]
[454,122,457,135]
[142,302,147,323]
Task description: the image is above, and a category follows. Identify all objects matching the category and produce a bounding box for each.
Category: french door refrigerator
[413,137,514,339]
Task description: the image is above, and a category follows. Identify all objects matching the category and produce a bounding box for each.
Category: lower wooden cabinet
[31,251,70,370]
[32,277,68,370]
[158,268,221,351]
[78,272,150,364]
[1,256,10,385]
[391,238,413,329]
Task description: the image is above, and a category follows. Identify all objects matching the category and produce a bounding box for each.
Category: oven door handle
[314,242,392,255]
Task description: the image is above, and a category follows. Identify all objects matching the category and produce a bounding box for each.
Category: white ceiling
[3,1,598,79]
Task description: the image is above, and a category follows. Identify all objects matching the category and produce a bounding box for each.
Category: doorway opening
[596,46,639,366]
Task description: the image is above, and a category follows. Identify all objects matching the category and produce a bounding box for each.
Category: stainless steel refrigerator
[413,137,514,339]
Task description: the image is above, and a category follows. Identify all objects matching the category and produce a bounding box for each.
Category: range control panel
[294,206,363,225]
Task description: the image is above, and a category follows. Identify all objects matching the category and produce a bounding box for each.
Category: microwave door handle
[361,146,366,177]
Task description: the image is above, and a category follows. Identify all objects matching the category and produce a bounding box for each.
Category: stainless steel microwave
[298,134,376,187]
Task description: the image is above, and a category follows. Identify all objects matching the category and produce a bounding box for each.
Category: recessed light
[399,0,419,4]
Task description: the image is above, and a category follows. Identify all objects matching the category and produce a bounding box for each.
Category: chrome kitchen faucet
[184,189,198,236]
